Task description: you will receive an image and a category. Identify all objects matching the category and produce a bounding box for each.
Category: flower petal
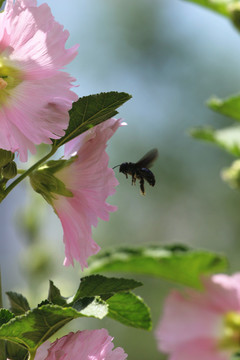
[0,0,78,161]
[38,329,128,360]
[52,118,123,268]
[155,273,240,360]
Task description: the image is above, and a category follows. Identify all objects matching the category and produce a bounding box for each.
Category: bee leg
[140,177,145,195]
[132,174,137,186]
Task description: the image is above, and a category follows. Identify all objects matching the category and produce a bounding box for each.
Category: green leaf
[87,245,228,288]
[6,292,30,315]
[107,292,151,330]
[208,94,240,121]
[190,126,240,156]
[0,339,5,360]
[0,303,108,351]
[0,309,14,327]
[48,281,67,306]
[0,342,5,360]
[48,276,148,331]
[55,92,131,147]
[5,342,28,360]
[72,297,108,318]
[232,352,240,360]
[0,310,15,360]
[72,275,142,302]
[183,0,232,17]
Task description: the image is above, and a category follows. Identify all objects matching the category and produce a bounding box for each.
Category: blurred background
[2,0,240,358]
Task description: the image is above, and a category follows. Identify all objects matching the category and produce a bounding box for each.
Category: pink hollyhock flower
[155,273,240,360]
[0,0,78,161]
[35,329,128,360]
[51,118,123,268]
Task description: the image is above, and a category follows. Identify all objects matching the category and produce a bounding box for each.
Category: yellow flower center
[219,312,240,352]
[0,58,23,105]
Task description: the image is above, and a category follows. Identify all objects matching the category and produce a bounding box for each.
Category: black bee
[113,149,158,195]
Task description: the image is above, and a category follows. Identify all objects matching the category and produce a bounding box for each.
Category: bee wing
[135,148,158,168]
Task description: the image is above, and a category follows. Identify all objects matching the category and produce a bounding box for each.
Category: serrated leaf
[72,275,142,303]
[48,281,67,306]
[208,95,240,121]
[0,309,14,326]
[37,300,51,307]
[55,92,131,147]
[73,297,107,318]
[191,126,240,156]
[0,302,108,351]
[183,0,231,17]
[107,292,151,330]
[87,245,228,288]
[6,292,30,315]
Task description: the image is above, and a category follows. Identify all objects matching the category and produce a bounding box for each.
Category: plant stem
[28,349,36,360]
[1,146,58,202]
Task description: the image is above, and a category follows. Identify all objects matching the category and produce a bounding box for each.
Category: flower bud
[2,161,17,179]
[30,159,74,204]
[221,160,240,189]
[229,3,240,32]
[0,149,14,168]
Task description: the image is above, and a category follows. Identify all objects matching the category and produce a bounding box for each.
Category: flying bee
[113,148,158,195]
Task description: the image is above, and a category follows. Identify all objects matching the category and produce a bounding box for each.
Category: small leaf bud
[221,160,240,189]
[0,149,14,168]
[2,161,17,179]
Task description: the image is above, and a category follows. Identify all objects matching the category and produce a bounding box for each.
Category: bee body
[114,149,158,195]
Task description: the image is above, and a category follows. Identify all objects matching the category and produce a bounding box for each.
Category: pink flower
[35,329,128,360]
[155,273,240,360]
[52,118,123,269]
[0,0,78,161]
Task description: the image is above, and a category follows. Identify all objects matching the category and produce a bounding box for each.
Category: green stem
[28,349,36,360]
[1,146,58,202]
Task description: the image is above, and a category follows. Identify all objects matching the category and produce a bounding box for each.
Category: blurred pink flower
[0,0,78,161]
[35,329,128,360]
[155,273,240,360]
[52,118,123,269]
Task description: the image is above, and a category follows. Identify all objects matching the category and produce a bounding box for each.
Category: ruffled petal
[42,329,128,360]
[52,119,123,268]
[0,0,78,161]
